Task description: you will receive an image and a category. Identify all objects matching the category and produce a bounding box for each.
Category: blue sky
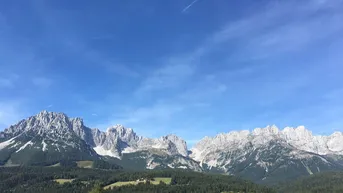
[0,0,343,146]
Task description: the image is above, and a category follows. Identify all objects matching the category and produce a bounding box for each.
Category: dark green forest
[0,166,275,193]
[277,171,343,193]
[2,166,343,193]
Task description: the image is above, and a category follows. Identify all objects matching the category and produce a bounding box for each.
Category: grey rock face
[4,111,81,140]
[0,111,190,168]
[92,125,188,158]
[0,111,99,165]
[190,125,343,183]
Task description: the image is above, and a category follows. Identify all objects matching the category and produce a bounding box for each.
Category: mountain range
[1,111,343,184]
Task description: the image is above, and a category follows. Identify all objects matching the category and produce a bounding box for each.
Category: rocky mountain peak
[330,131,343,137]
[282,125,310,133]
[107,124,133,134]
[91,125,189,158]
[252,125,279,136]
[36,110,67,120]
[161,134,188,157]
[105,125,138,143]
[2,111,90,143]
[0,111,99,165]
[191,125,343,169]
[106,124,121,131]
[281,126,313,141]
[38,110,48,115]
[71,117,84,126]
[163,134,182,141]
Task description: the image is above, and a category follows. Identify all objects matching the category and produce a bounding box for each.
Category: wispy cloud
[47,104,53,108]
[102,61,140,78]
[0,74,19,88]
[94,101,186,136]
[178,75,227,102]
[323,88,343,101]
[111,73,228,136]
[151,0,343,89]
[136,62,194,93]
[1,0,341,140]
[182,0,199,13]
[32,77,53,88]
[117,102,185,125]
[208,0,343,59]
[0,101,24,129]
[63,40,140,78]
[175,0,343,108]
[0,78,14,88]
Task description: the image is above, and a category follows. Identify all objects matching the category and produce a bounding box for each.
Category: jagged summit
[205,125,340,140]
[0,111,98,165]
[217,123,341,151]
[188,125,343,183]
[1,111,189,160]
[93,125,188,158]
[3,110,83,138]
[191,125,343,172]
[35,110,76,122]
[105,124,136,139]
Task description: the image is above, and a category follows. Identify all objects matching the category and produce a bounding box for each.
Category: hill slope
[277,171,343,193]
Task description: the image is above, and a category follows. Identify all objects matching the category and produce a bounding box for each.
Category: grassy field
[103,177,172,189]
[151,177,172,185]
[47,163,60,167]
[76,160,93,168]
[3,159,20,167]
[104,181,139,189]
[54,179,74,184]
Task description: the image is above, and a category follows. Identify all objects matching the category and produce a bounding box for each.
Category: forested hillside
[277,171,343,193]
[0,167,275,193]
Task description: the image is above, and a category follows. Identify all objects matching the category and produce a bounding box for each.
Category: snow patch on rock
[0,137,17,150]
[93,146,120,158]
[42,140,48,151]
[16,140,33,153]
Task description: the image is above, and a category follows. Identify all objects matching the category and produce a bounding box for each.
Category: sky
[0,0,343,146]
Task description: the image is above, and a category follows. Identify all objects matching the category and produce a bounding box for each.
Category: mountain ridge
[191,124,343,164]
[1,110,343,184]
[3,111,341,152]
[0,111,195,170]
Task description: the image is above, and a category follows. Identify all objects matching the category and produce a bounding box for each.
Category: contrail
[182,0,199,13]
